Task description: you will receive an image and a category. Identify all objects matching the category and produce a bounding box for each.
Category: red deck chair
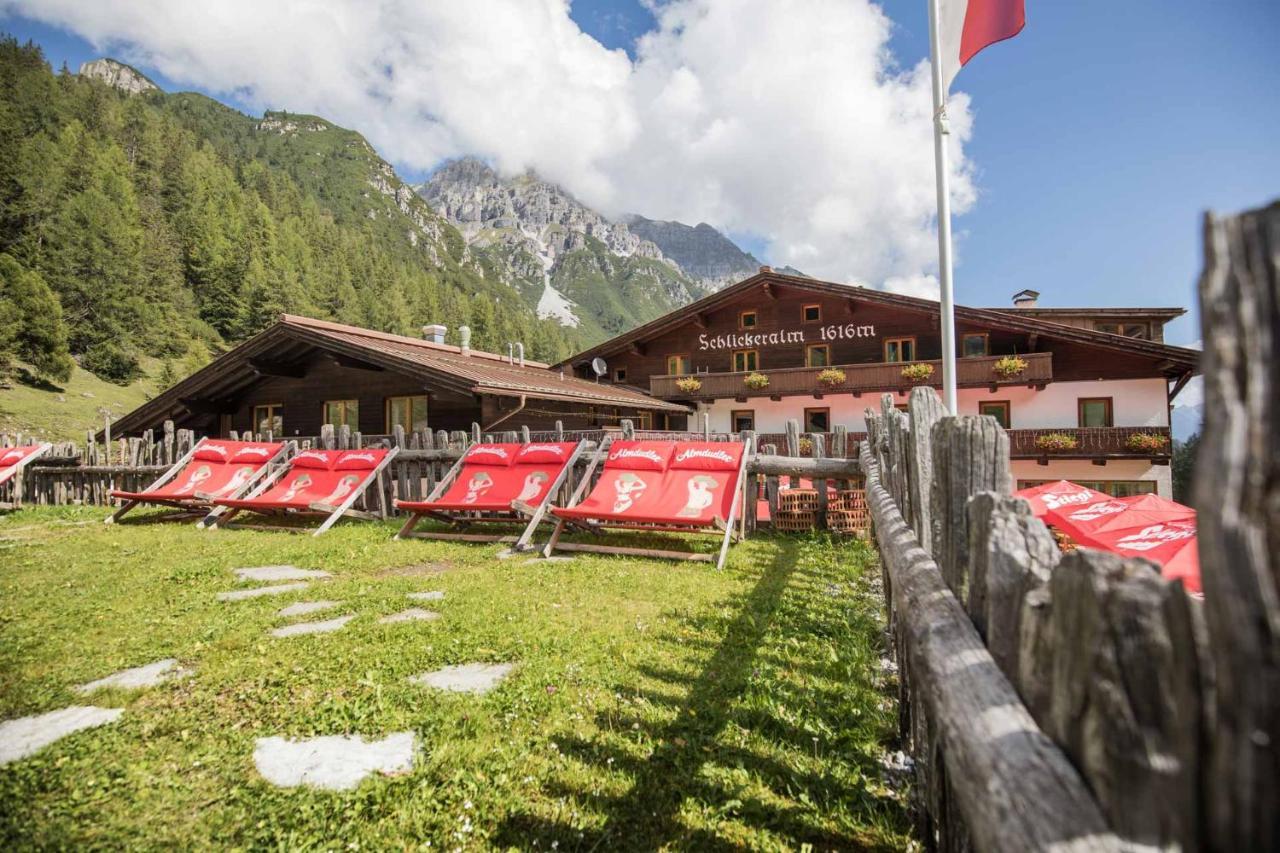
[209,446,398,536]
[106,438,287,525]
[394,440,586,550]
[0,443,52,509]
[542,439,749,570]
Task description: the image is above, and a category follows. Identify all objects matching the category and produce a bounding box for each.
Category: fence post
[907,386,946,553]
[784,418,800,458]
[554,420,564,441]
[621,419,634,439]
[1193,201,1280,850]
[930,415,1010,599]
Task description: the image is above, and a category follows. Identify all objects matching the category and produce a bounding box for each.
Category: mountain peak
[78,58,157,95]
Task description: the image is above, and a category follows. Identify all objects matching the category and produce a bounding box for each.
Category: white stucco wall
[1011,459,1172,498]
[689,377,1169,434]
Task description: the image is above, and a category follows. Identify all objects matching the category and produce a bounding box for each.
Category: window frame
[384,394,428,433]
[731,409,756,433]
[884,336,917,363]
[612,366,628,383]
[978,399,1011,429]
[961,332,990,357]
[1017,479,1157,498]
[666,353,691,376]
[1077,397,1114,428]
[803,407,831,433]
[1096,321,1150,340]
[252,403,283,436]
[805,343,831,368]
[802,303,822,324]
[732,349,759,372]
[739,309,759,329]
[322,399,360,430]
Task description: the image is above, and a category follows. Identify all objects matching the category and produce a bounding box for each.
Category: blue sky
[5,1,1278,347]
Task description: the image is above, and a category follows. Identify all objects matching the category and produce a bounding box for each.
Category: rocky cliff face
[624,216,761,290]
[418,158,708,334]
[78,59,158,95]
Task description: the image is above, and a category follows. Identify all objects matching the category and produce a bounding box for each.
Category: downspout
[483,394,527,432]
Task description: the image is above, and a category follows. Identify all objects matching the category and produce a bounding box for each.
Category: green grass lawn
[0,507,911,850]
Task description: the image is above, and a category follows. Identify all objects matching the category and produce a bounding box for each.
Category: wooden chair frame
[208,446,399,536]
[395,440,588,551]
[0,442,53,510]
[541,440,750,570]
[106,439,290,525]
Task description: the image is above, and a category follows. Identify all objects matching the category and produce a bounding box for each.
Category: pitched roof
[560,270,1200,372]
[111,315,688,435]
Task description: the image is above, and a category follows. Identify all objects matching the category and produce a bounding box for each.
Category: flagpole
[927,0,958,415]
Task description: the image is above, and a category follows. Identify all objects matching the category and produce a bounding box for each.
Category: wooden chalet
[558,269,1199,497]
[110,315,689,439]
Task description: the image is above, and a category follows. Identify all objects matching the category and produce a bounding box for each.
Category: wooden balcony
[650,353,1053,401]
[1008,426,1173,460]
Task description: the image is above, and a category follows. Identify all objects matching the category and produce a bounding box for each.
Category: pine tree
[0,252,74,382]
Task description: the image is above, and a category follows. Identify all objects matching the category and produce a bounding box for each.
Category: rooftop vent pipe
[422,324,447,344]
[507,343,514,365]
[458,325,471,356]
[515,342,525,367]
[1012,289,1040,308]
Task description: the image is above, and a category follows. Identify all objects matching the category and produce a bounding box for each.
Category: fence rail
[858,198,1278,851]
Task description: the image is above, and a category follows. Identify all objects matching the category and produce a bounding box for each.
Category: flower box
[816,368,847,387]
[1034,432,1079,452]
[743,372,770,390]
[900,363,934,383]
[992,355,1029,378]
[1125,432,1169,453]
[674,377,703,393]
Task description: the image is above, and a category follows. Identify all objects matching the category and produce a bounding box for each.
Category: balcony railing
[650,353,1053,400]
[1007,426,1173,460]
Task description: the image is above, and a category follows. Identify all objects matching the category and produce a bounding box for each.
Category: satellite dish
[590,357,608,378]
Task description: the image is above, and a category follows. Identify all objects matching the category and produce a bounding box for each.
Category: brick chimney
[422,324,447,344]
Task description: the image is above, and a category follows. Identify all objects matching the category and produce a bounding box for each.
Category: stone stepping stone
[235,565,330,583]
[270,615,355,638]
[523,556,575,564]
[407,591,445,602]
[253,732,416,791]
[378,608,440,625]
[409,663,515,695]
[74,659,188,694]
[495,549,518,560]
[218,582,309,602]
[0,706,124,766]
[278,600,339,618]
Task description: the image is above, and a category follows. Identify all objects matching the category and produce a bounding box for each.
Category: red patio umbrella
[1080,519,1201,595]
[1013,480,1112,520]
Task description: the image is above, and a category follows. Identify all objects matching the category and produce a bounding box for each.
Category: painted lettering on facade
[697,324,876,352]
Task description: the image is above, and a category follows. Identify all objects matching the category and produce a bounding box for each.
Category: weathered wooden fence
[860,200,1278,851]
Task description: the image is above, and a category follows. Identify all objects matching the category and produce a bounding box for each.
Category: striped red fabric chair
[107,438,287,525]
[542,439,749,570]
[394,440,586,550]
[0,443,52,509]
[210,446,398,536]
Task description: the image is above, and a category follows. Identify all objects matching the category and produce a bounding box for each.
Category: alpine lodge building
[113,269,1198,499]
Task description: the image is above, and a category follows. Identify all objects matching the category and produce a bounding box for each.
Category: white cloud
[7,0,977,292]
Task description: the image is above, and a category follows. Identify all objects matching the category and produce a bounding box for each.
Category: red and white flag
[935,0,1026,95]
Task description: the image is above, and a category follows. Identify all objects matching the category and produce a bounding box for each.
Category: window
[979,400,1010,429]
[252,404,283,435]
[613,367,628,383]
[1078,397,1114,428]
[385,395,428,433]
[804,407,830,432]
[806,344,831,367]
[731,410,755,432]
[739,310,759,329]
[323,399,359,429]
[666,354,691,375]
[803,304,822,323]
[962,333,989,357]
[733,349,759,372]
[884,336,916,363]
[894,403,909,413]
[1018,479,1157,498]
[1096,322,1149,340]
